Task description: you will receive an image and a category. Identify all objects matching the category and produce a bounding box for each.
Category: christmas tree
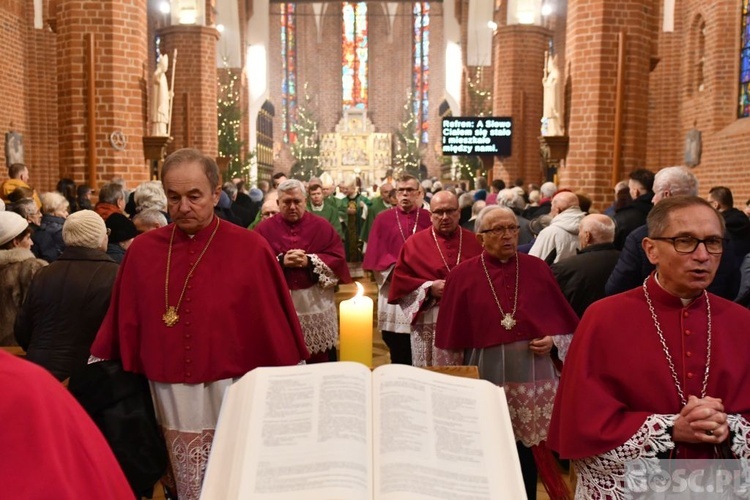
[454,68,493,184]
[217,57,252,181]
[393,90,423,178]
[290,84,323,180]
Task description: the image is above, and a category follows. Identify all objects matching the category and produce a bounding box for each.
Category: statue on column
[151,53,173,136]
[542,53,564,136]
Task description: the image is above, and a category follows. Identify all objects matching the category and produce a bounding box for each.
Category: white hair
[653,166,698,197]
[497,188,524,212]
[133,208,168,228]
[40,191,68,215]
[278,179,307,198]
[475,205,516,233]
[134,181,167,212]
[540,181,558,198]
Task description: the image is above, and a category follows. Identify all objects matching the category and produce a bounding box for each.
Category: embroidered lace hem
[411,321,461,367]
[163,427,215,500]
[309,254,339,289]
[553,334,573,363]
[505,380,559,447]
[400,281,433,324]
[574,414,676,500]
[298,304,338,354]
[729,414,750,459]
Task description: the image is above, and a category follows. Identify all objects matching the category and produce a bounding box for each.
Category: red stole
[435,252,579,349]
[548,273,750,459]
[388,227,483,302]
[255,212,352,290]
[362,207,432,271]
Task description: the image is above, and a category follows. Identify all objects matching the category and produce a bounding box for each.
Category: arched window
[281,3,297,142]
[739,0,750,117]
[696,18,705,93]
[413,2,430,143]
[342,2,368,109]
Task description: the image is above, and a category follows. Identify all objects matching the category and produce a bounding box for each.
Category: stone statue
[684,128,702,168]
[151,54,171,136]
[542,53,564,136]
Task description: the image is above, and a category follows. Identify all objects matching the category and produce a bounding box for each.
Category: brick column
[56,0,148,187]
[562,0,656,208]
[157,26,219,158]
[492,25,550,186]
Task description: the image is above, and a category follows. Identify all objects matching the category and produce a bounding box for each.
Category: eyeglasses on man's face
[431,208,458,217]
[480,225,520,236]
[396,187,418,194]
[650,236,725,255]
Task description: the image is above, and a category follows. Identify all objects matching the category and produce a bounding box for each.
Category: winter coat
[0,248,47,345]
[612,192,653,250]
[37,214,66,262]
[14,246,118,380]
[528,207,586,264]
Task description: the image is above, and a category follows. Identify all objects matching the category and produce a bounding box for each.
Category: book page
[372,364,526,500]
[231,362,373,500]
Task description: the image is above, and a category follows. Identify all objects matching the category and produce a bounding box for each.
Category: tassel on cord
[532,441,571,500]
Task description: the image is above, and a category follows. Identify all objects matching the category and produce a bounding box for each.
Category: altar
[319,108,392,187]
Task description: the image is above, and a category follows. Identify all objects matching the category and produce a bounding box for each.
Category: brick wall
[56,0,150,190]
[562,0,656,210]
[649,0,750,208]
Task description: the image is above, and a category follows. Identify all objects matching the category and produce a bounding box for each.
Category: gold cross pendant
[163,306,179,327]
[501,313,516,331]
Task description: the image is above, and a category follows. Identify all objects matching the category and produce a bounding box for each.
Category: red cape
[388,227,483,302]
[255,212,352,289]
[362,207,432,271]
[548,273,750,459]
[91,216,309,383]
[0,350,132,498]
[435,252,579,348]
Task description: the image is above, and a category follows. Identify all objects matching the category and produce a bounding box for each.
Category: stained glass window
[739,0,750,117]
[413,2,430,143]
[281,3,297,143]
[342,2,368,109]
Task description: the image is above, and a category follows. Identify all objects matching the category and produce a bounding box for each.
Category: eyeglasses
[480,225,520,235]
[431,208,458,217]
[650,236,724,254]
[396,188,417,194]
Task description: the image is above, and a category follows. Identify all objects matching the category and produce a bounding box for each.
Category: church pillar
[56,0,148,187]
[157,26,219,158]
[562,0,656,208]
[492,25,550,186]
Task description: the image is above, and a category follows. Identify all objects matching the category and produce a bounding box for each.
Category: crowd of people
[1,153,750,499]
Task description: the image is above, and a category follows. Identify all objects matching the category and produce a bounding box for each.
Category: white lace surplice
[375,266,412,334]
[151,378,234,500]
[290,254,339,354]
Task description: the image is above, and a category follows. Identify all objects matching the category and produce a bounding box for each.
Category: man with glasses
[363,174,431,365]
[435,205,579,500]
[549,196,750,498]
[387,191,482,366]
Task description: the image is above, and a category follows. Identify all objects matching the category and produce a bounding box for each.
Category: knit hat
[0,211,29,247]
[63,210,107,249]
[105,213,139,244]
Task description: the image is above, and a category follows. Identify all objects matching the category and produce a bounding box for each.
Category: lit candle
[339,282,373,367]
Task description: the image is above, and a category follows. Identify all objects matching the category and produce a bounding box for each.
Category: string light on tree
[290,83,323,180]
[394,89,423,178]
[217,56,253,180]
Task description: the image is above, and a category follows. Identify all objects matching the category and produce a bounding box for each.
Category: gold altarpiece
[319,109,392,186]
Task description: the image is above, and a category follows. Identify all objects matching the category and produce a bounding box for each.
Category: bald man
[551,214,620,317]
[529,191,585,264]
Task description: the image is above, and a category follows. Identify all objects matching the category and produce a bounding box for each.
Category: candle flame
[354,281,364,299]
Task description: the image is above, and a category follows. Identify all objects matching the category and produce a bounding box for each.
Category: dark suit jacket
[552,243,620,318]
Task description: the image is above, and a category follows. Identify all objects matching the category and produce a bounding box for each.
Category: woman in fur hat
[0,211,47,345]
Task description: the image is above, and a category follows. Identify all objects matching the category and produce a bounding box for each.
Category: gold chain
[481,252,520,330]
[431,227,462,272]
[395,207,420,242]
[163,218,221,327]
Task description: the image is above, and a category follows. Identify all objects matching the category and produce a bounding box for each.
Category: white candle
[339,282,373,367]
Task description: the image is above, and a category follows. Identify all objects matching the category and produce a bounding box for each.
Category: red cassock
[548,273,750,460]
[362,207,433,271]
[0,350,133,498]
[388,227,483,306]
[255,212,352,288]
[91,217,309,383]
[435,252,579,349]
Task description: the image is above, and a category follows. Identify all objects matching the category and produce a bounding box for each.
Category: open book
[201,362,525,500]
